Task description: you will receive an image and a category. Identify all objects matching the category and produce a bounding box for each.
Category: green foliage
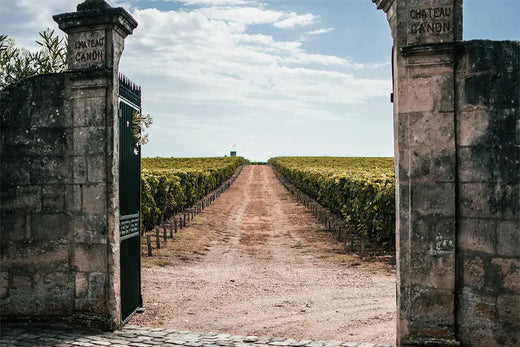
[141,157,249,230]
[0,29,67,89]
[268,156,395,248]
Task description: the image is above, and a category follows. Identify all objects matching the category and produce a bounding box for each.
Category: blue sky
[1,0,518,161]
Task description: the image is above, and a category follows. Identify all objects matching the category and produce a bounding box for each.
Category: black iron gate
[118,73,143,323]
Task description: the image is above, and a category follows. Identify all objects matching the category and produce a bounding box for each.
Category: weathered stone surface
[456,287,515,346]
[0,213,27,241]
[76,272,89,298]
[458,218,496,254]
[0,272,9,299]
[496,220,520,257]
[42,184,66,212]
[491,258,520,293]
[1,243,71,274]
[410,252,455,289]
[455,41,519,346]
[409,287,455,328]
[82,184,107,214]
[399,78,435,113]
[68,184,84,212]
[496,295,520,330]
[74,156,89,184]
[74,95,108,127]
[0,185,42,212]
[0,158,31,185]
[74,214,108,244]
[461,254,485,290]
[410,216,455,255]
[410,182,455,216]
[73,126,107,155]
[459,183,518,219]
[31,213,70,241]
[32,272,75,315]
[408,148,456,182]
[73,243,107,272]
[88,155,107,183]
[457,106,490,146]
[30,156,73,185]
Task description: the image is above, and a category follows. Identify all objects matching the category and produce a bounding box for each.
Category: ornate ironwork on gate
[118,73,143,323]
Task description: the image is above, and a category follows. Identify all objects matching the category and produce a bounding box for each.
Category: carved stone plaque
[407,0,455,44]
[69,30,106,69]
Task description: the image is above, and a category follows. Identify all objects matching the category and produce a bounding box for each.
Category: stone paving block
[0,324,392,347]
[216,334,231,339]
[165,340,190,345]
[104,339,129,344]
[184,333,202,340]
[72,342,95,347]
[307,342,325,347]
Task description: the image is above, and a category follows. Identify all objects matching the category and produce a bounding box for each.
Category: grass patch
[142,258,172,267]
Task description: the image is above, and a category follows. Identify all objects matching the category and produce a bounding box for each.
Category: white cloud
[273,12,315,29]
[308,27,335,35]
[120,5,390,141]
[174,0,254,5]
[0,0,75,49]
[194,6,284,26]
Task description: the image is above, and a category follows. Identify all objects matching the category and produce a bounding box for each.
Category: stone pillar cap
[53,0,137,36]
[77,0,111,11]
[372,0,393,12]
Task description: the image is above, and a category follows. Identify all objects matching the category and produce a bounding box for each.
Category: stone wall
[375,1,519,346]
[0,71,116,329]
[455,40,520,346]
[0,73,75,318]
[0,0,137,330]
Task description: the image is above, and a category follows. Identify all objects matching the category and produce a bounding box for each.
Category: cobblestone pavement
[0,324,392,347]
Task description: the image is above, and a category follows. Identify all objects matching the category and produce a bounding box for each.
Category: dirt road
[130,165,396,345]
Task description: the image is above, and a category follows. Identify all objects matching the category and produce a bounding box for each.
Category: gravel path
[130,165,396,345]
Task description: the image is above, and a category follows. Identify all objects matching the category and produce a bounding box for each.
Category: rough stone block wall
[0,73,114,329]
[0,74,75,317]
[455,40,520,346]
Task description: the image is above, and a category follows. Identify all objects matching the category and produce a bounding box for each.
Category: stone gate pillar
[54,0,137,329]
[374,0,463,345]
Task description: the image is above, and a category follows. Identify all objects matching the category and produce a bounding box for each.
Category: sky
[1,0,519,161]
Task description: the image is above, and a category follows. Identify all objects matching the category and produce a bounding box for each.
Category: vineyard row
[268,157,396,250]
[141,164,245,256]
[141,157,249,231]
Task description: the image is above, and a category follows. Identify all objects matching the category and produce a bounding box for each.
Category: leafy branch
[0,29,67,89]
